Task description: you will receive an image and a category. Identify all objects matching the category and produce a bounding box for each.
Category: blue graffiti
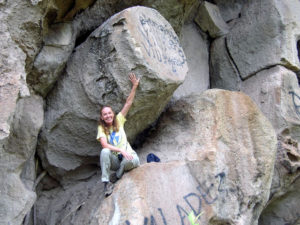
[289,91,300,118]
[125,172,231,225]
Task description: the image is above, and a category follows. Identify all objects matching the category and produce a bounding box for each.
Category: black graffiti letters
[138,14,186,73]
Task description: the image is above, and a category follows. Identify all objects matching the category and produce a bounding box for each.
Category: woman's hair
[99,106,119,135]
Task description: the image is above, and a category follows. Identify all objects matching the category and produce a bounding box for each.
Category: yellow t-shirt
[97,112,134,155]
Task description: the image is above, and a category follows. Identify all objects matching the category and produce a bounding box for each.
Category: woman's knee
[100,148,111,158]
[132,154,140,167]
[123,155,140,171]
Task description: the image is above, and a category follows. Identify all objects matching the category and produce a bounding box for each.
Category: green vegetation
[188,211,203,225]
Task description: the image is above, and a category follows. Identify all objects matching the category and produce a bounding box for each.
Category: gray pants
[100,148,140,182]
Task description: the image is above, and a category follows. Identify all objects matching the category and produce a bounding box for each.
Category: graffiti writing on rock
[197,172,227,205]
[125,172,232,225]
[138,13,186,74]
[289,91,300,118]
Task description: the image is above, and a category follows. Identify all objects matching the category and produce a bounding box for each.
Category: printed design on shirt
[109,131,122,146]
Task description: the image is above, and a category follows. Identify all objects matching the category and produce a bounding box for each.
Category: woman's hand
[129,72,140,88]
[121,150,134,160]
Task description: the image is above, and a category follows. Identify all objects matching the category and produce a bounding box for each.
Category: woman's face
[101,107,114,126]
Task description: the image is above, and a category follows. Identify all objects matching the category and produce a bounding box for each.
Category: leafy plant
[188,211,203,225]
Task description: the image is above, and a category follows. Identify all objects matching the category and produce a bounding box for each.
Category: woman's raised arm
[121,73,139,117]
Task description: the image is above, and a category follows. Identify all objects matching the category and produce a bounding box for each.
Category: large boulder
[139,89,277,164]
[96,89,277,225]
[29,0,123,97]
[241,66,300,141]
[30,22,75,97]
[34,89,277,225]
[258,136,300,225]
[227,0,300,79]
[240,66,300,224]
[213,0,244,22]
[210,0,300,90]
[30,0,199,97]
[210,37,241,90]
[195,1,229,38]
[38,6,188,179]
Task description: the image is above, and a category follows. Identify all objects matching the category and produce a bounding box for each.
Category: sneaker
[110,172,119,183]
[104,182,114,197]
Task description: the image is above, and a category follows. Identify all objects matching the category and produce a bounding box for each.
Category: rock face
[35,173,103,225]
[241,66,300,141]
[0,1,44,224]
[213,0,244,22]
[258,136,300,225]
[97,161,207,225]
[241,66,300,224]
[28,0,123,97]
[30,22,75,97]
[226,0,300,79]
[1,0,300,224]
[0,95,44,225]
[210,0,300,89]
[173,23,209,99]
[0,3,30,141]
[34,90,277,225]
[139,89,277,164]
[118,0,199,34]
[207,0,300,222]
[38,6,188,180]
[195,1,229,38]
[6,0,44,67]
[96,89,277,225]
[210,37,241,91]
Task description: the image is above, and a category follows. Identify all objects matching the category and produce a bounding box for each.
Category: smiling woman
[97,73,140,197]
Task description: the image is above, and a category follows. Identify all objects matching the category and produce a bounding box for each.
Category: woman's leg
[100,148,120,182]
[116,153,140,179]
